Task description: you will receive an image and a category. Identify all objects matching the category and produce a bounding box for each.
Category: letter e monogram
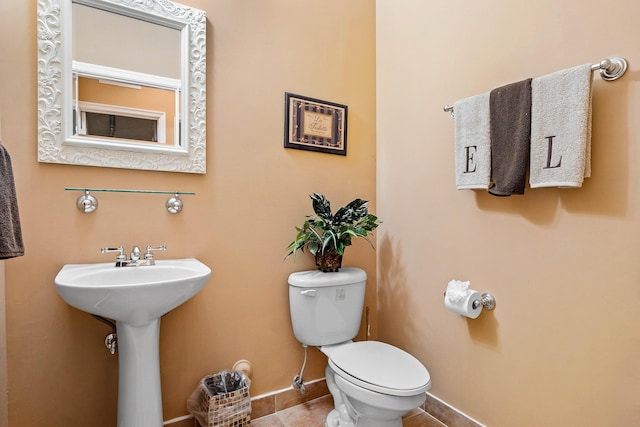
[464,146,477,173]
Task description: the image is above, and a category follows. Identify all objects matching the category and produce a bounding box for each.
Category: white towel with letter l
[530,64,593,188]
[453,93,491,189]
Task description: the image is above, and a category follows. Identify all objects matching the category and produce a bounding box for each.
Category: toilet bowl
[288,268,432,427]
[322,341,430,427]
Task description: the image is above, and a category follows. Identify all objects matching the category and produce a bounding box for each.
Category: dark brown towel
[488,79,532,196]
[0,141,24,259]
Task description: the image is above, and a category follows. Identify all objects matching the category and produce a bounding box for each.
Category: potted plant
[285,193,381,272]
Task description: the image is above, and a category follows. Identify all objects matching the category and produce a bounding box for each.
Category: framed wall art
[284,93,348,155]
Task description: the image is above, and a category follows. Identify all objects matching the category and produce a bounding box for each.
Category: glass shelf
[65,187,195,195]
[65,187,194,214]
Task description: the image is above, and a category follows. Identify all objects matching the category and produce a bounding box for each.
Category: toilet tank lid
[288,267,366,288]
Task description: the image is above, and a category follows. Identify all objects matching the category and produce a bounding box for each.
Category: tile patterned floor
[251,395,446,427]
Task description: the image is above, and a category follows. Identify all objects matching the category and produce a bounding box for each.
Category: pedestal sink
[54,258,211,427]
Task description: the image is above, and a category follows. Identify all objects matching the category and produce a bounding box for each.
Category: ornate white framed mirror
[37,0,206,173]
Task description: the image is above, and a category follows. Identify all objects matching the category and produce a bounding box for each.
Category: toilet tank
[288,267,366,347]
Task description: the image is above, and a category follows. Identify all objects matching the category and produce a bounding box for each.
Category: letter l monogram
[543,135,562,169]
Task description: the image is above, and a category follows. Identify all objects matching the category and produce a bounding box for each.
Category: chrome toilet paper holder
[472,293,496,311]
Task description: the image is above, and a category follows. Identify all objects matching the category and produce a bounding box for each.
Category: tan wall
[1,1,375,425]
[377,1,640,426]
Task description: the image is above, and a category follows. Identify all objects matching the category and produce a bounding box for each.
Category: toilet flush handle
[301,289,317,297]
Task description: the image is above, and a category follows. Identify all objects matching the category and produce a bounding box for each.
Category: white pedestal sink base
[54,258,211,426]
[117,319,163,427]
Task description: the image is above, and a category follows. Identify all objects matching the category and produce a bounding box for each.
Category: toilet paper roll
[444,290,482,319]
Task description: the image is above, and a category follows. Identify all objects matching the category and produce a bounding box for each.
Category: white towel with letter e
[453,92,491,190]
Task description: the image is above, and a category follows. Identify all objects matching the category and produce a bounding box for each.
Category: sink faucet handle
[101,246,125,261]
[130,246,141,261]
[144,245,167,260]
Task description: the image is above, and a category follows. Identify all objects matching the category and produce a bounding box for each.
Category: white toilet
[288,267,431,427]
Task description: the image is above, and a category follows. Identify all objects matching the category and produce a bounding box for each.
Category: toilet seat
[327,341,431,397]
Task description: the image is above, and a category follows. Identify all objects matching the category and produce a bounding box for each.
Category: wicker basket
[191,371,251,427]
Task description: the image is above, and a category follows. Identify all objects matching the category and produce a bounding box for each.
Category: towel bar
[443,56,628,115]
[591,57,628,81]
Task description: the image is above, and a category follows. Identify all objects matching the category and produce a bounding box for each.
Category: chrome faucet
[130,246,141,262]
[101,245,166,267]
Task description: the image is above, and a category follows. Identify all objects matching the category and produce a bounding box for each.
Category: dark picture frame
[284,93,348,155]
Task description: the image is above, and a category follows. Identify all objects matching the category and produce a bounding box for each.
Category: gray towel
[488,78,532,196]
[0,141,24,259]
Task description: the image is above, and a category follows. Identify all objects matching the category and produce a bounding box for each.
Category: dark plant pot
[315,250,343,272]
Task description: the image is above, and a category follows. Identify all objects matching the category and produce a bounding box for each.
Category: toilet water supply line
[292,344,308,394]
[366,306,370,340]
[292,305,371,394]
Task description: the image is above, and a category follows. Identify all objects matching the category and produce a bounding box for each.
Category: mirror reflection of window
[85,113,158,142]
[73,76,178,145]
[71,2,181,146]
